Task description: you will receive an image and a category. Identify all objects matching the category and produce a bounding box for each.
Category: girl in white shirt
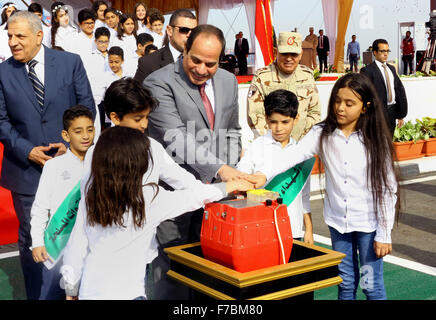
[91,1,108,30]
[254,73,400,300]
[134,2,147,34]
[113,14,137,61]
[60,126,252,300]
[50,2,77,52]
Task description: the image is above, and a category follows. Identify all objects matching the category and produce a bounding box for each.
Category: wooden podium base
[164,240,345,300]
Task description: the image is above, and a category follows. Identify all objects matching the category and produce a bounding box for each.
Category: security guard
[247,31,321,141]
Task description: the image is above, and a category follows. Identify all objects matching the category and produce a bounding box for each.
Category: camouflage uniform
[305,33,318,69]
[247,62,321,141]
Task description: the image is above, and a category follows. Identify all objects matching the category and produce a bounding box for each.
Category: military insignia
[287,37,295,46]
[248,85,257,98]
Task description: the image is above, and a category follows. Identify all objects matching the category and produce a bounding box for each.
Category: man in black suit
[317,29,329,73]
[133,9,197,83]
[360,39,408,135]
[234,31,249,75]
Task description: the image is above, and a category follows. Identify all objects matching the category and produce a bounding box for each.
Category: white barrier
[238,77,436,148]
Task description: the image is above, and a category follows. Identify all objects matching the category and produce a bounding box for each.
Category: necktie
[320,36,323,48]
[382,64,393,103]
[198,83,214,130]
[27,59,44,108]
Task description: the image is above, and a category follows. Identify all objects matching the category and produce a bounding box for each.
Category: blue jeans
[329,226,386,300]
[39,260,65,300]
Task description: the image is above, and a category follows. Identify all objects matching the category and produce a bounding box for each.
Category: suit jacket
[143,59,242,183]
[317,35,330,53]
[133,45,174,83]
[0,46,95,195]
[234,38,249,57]
[360,62,408,119]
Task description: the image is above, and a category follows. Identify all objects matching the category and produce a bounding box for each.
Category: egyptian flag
[254,0,274,69]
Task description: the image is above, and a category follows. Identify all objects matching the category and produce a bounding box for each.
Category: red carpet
[0,143,19,245]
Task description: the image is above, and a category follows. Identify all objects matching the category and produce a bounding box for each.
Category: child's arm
[245,126,322,187]
[301,179,314,245]
[60,196,90,299]
[236,140,256,175]
[30,161,53,263]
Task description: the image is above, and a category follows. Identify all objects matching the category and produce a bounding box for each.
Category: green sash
[44,182,81,267]
[265,157,315,205]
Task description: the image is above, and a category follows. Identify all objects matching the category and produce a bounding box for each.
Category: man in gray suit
[144,24,242,299]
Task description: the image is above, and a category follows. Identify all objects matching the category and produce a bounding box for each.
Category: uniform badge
[287,37,295,46]
[248,85,257,98]
[61,170,71,180]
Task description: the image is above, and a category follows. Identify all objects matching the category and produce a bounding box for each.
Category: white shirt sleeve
[236,141,256,174]
[260,126,321,181]
[301,179,311,214]
[60,195,89,296]
[30,160,54,248]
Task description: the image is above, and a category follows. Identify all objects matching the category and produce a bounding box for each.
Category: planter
[393,140,425,161]
[311,155,325,174]
[423,137,436,157]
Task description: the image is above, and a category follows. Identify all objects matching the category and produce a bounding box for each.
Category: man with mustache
[247,32,320,140]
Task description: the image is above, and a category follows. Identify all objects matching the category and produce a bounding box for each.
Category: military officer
[305,27,318,69]
[247,31,321,141]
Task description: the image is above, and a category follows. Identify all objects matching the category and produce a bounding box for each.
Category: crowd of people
[0,1,408,302]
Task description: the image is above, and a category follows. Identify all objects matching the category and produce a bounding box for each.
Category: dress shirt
[203,78,215,113]
[25,45,45,85]
[237,131,311,238]
[62,137,227,299]
[259,125,397,243]
[70,31,96,58]
[168,42,182,62]
[111,34,137,61]
[54,25,77,52]
[30,149,84,248]
[375,60,396,105]
[347,41,360,57]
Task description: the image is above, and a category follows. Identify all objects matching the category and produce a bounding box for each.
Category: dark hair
[149,12,164,25]
[137,32,153,46]
[185,24,225,57]
[145,7,160,24]
[144,44,158,55]
[91,1,108,14]
[372,39,389,52]
[103,78,158,120]
[264,89,299,118]
[104,7,118,18]
[95,26,110,39]
[50,2,66,48]
[319,72,400,224]
[108,46,124,60]
[78,8,96,24]
[169,8,196,26]
[117,13,137,39]
[1,2,16,25]
[28,3,43,14]
[86,126,158,229]
[63,105,93,131]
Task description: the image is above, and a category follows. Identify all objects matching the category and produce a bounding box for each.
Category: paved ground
[1,173,435,300]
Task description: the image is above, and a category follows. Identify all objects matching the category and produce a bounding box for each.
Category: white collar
[168,42,182,62]
[31,45,45,66]
[264,130,296,147]
[375,59,388,68]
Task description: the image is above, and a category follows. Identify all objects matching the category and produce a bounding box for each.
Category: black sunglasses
[171,25,193,34]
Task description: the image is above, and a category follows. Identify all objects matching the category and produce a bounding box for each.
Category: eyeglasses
[96,40,109,45]
[377,50,391,54]
[83,21,95,26]
[171,26,193,34]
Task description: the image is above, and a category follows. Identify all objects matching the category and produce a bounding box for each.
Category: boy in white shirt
[72,8,96,59]
[123,33,154,77]
[30,105,95,300]
[149,11,165,49]
[237,89,314,243]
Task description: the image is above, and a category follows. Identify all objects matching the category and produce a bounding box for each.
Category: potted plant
[417,117,436,157]
[392,121,426,161]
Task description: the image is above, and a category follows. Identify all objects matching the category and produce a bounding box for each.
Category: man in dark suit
[234,31,249,75]
[144,24,243,299]
[0,11,95,300]
[317,29,330,73]
[133,8,197,83]
[361,39,408,135]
